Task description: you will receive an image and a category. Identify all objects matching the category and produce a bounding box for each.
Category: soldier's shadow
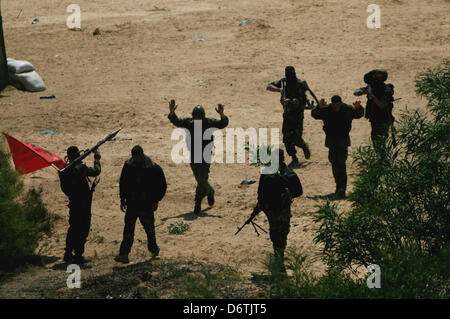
[306,194,344,202]
[52,262,93,270]
[160,207,222,221]
[289,161,312,170]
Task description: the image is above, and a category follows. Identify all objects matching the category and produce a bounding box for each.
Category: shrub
[168,222,190,235]
[263,61,450,299]
[314,61,450,272]
[0,141,53,270]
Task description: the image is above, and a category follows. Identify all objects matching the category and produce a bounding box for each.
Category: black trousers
[328,146,348,192]
[283,120,308,157]
[263,206,292,258]
[119,207,158,255]
[65,202,92,258]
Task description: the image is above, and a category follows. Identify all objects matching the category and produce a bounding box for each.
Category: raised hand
[215,104,224,114]
[94,150,101,161]
[353,100,362,108]
[319,98,327,109]
[169,99,178,114]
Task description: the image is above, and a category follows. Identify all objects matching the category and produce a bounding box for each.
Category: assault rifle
[281,80,320,107]
[235,205,268,236]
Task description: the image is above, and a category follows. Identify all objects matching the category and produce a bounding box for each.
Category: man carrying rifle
[354,69,395,147]
[251,149,301,274]
[61,146,101,264]
[267,66,318,167]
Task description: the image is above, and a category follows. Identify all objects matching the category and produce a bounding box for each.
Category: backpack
[259,167,303,210]
[279,167,303,198]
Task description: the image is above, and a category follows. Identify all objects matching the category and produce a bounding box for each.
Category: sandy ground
[0,0,448,296]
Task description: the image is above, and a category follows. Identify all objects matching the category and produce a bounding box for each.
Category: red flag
[3,133,66,174]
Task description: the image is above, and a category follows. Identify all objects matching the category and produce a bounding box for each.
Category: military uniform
[63,160,101,262]
[359,70,395,146]
[366,84,395,146]
[118,155,167,257]
[267,78,310,160]
[311,103,364,195]
[168,113,229,206]
[257,162,293,265]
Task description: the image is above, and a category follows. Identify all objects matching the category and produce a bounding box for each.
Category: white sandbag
[9,71,46,92]
[7,59,36,74]
[7,57,15,62]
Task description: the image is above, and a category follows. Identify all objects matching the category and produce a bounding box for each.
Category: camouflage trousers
[263,206,292,259]
[190,163,215,202]
[119,206,158,255]
[282,121,308,157]
[328,146,348,192]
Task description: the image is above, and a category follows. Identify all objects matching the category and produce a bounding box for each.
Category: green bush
[314,61,449,271]
[168,222,190,235]
[0,141,53,270]
[262,61,450,299]
[263,246,449,299]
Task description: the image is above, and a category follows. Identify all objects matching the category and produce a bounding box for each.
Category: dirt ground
[0,0,448,298]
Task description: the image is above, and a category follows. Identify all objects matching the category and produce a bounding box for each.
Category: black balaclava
[284,66,298,99]
[67,146,80,162]
[365,69,387,97]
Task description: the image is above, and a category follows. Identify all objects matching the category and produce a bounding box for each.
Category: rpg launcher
[235,205,268,236]
[59,128,121,174]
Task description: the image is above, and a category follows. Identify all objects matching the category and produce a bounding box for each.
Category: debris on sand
[239,18,254,26]
[40,131,60,135]
[31,18,39,25]
[40,95,55,99]
[93,28,101,36]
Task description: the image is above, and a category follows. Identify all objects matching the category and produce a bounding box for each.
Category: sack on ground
[7,59,36,74]
[9,71,46,92]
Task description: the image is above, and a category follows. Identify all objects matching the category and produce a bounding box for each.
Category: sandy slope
[0,0,448,294]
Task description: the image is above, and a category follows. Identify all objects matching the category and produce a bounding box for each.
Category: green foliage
[314,61,450,272]
[244,142,273,167]
[262,246,449,299]
[0,142,53,270]
[174,265,244,299]
[168,222,190,235]
[261,61,450,299]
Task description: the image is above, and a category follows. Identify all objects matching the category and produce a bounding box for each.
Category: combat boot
[151,247,160,259]
[288,156,300,168]
[63,252,73,263]
[73,256,92,264]
[194,200,202,215]
[336,189,346,199]
[207,193,215,206]
[114,254,129,264]
[302,143,311,160]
